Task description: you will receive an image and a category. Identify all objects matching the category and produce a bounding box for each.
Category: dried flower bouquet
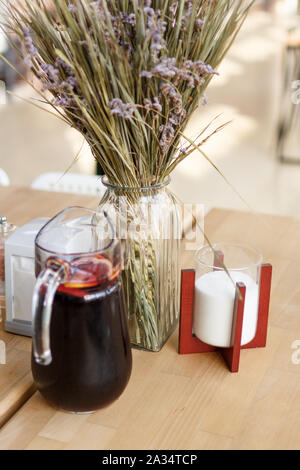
[1,0,253,350]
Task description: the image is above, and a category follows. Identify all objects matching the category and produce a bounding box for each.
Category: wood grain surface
[0,187,300,449]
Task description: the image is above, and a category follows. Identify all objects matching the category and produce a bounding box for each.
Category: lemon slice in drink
[64,256,113,288]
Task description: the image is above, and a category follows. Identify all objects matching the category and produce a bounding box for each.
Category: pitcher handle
[32,258,68,366]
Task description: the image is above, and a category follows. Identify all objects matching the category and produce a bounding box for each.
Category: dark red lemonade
[32,256,132,413]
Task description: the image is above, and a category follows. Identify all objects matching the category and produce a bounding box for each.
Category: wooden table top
[0,186,300,450]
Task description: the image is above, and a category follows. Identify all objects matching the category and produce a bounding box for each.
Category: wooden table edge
[0,373,36,429]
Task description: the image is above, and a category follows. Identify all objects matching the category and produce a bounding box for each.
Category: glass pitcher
[31,207,132,414]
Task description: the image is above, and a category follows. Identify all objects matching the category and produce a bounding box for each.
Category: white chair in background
[31,172,105,197]
[0,168,10,186]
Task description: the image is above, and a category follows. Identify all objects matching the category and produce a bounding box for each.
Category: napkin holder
[178,259,272,373]
[5,218,49,336]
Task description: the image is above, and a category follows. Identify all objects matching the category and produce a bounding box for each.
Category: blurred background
[1,0,300,216]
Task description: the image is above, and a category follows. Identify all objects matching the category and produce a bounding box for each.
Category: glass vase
[98,177,181,352]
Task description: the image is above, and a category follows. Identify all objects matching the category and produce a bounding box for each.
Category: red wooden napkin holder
[178,261,272,373]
